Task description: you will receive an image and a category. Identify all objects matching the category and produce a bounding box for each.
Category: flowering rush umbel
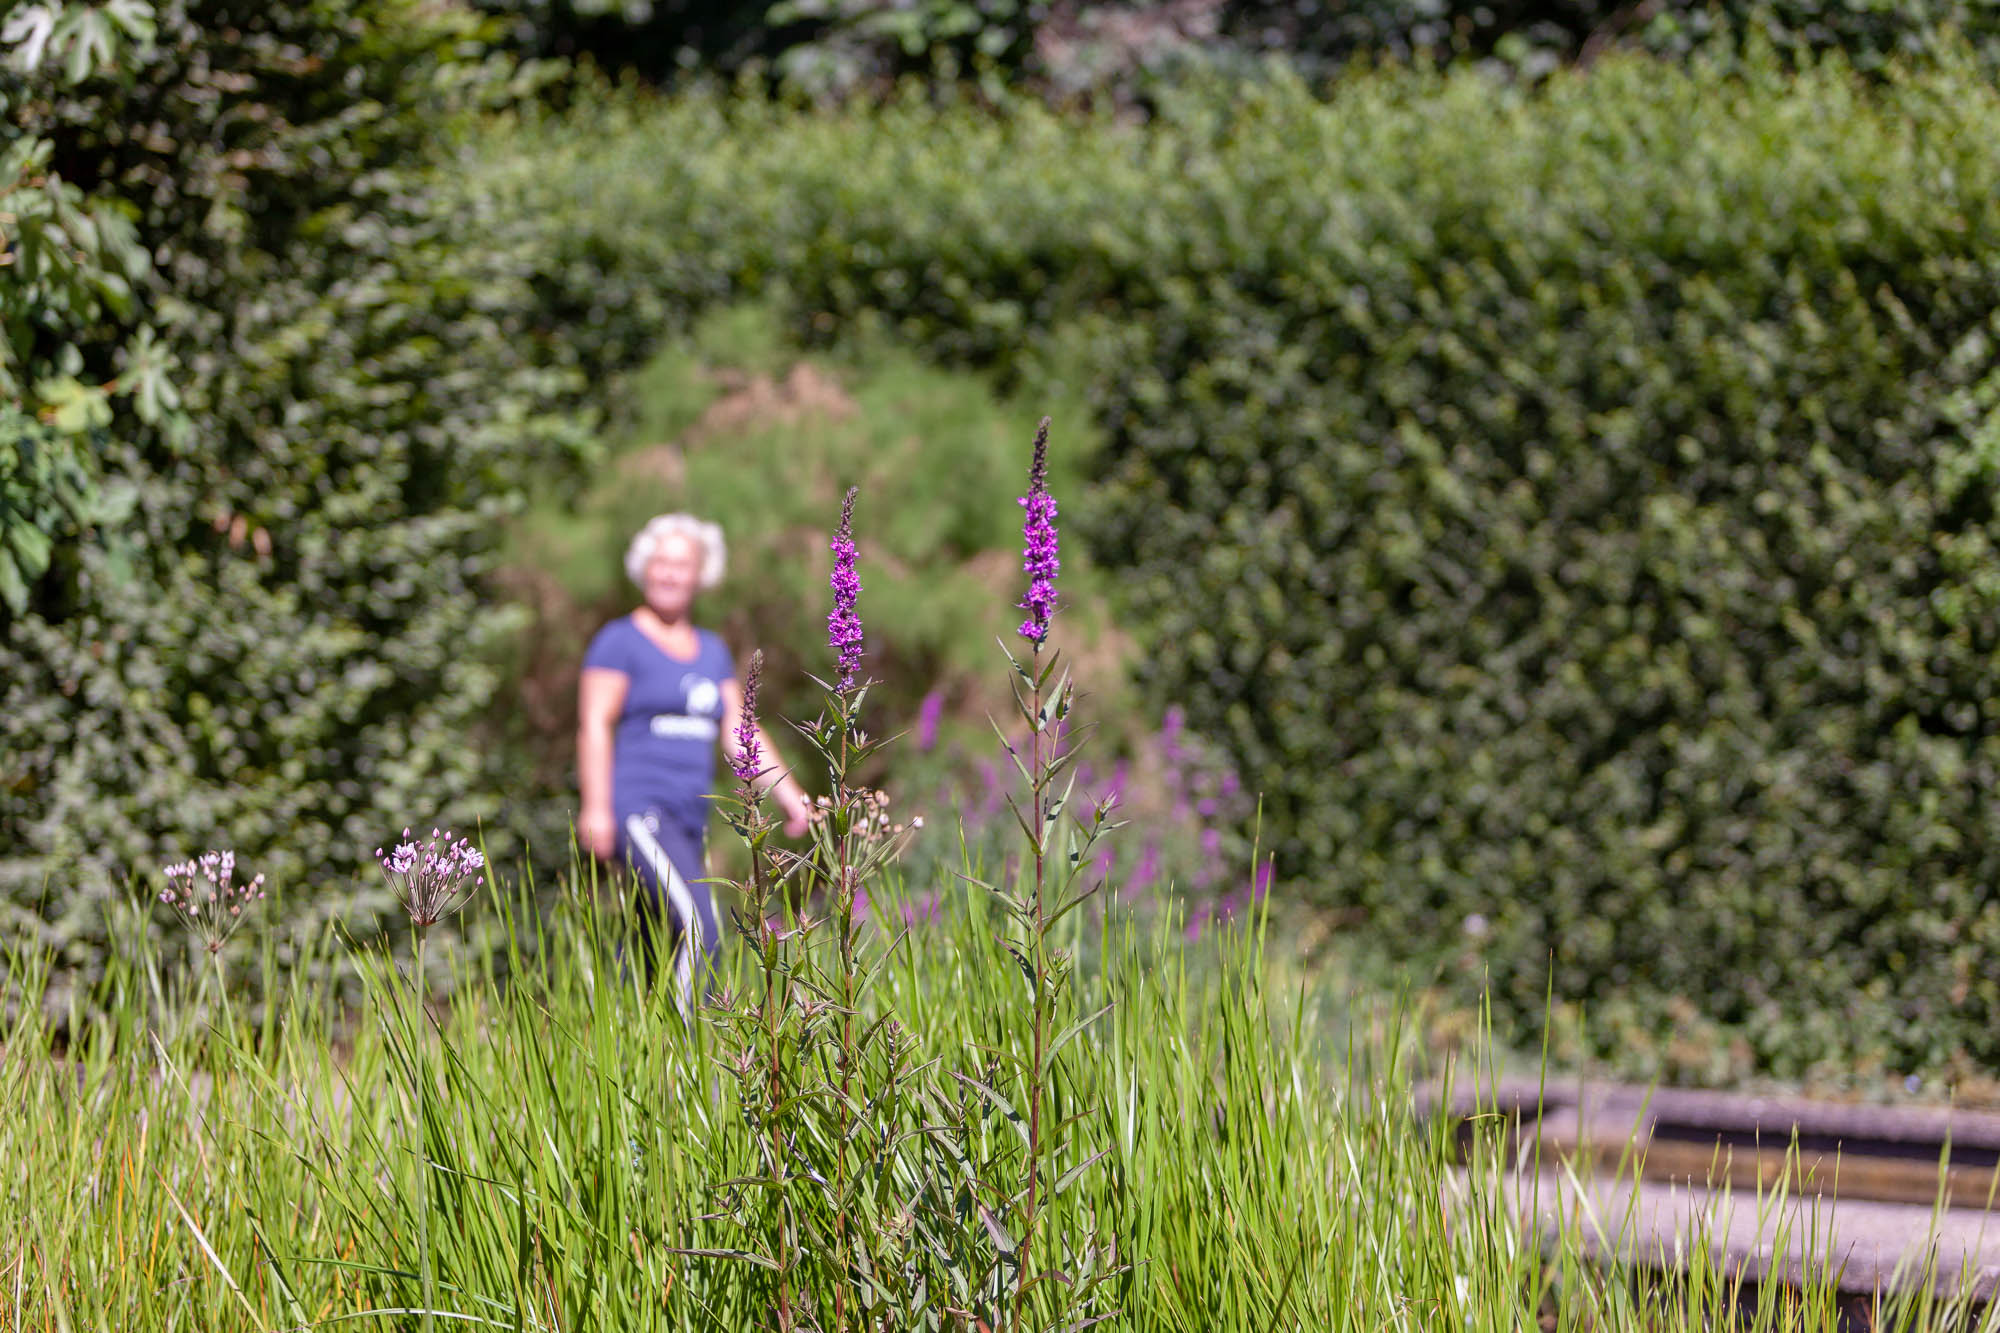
[376,827,485,928]
[732,648,765,784]
[1017,417,1059,646]
[159,850,265,954]
[828,485,863,691]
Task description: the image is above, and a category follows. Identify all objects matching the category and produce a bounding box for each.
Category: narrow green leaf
[987,714,1034,784]
[660,1245,783,1271]
[1047,1003,1113,1064]
[951,1071,1031,1149]
[1052,1148,1109,1198]
[161,1179,271,1333]
[242,1208,313,1333]
[978,1204,1017,1256]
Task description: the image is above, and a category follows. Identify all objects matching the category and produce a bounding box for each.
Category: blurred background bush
[472,0,2000,95]
[9,0,2000,1087]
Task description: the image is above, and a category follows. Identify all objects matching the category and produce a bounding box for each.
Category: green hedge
[494,52,2000,1077]
[0,2,599,978]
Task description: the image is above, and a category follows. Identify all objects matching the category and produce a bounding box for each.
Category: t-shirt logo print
[682,675,720,717]
[650,674,722,740]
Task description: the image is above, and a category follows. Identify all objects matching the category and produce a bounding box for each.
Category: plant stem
[414,927,434,1333]
[755,810,796,1333]
[1014,666,1050,1333]
[831,705,855,1333]
[209,950,232,1054]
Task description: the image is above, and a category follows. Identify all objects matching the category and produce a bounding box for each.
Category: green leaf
[1046,877,1102,929]
[39,376,111,434]
[978,1204,1016,1256]
[660,1245,782,1271]
[242,1208,313,1333]
[950,1071,1030,1149]
[1046,1003,1112,1065]
[0,548,28,612]
[1051,1149,1108,1199]
[7,519,52,574]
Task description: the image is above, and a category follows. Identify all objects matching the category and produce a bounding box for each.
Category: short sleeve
[582,620,632,675]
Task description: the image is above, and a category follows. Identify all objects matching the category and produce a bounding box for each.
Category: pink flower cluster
[376,827,486,928]
[159,850,266,954]
[1017,418,1059,645]
[828,486,864,691]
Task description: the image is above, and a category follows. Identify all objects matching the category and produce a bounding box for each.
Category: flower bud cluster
[827,487,864,691]
[159,850,266,954]
[375,826,486,928]
[732,650,766,783]
[1016,418,1060,645]
[809,788,925,852]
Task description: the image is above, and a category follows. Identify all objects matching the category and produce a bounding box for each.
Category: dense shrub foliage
[472,0,2000,95]
[489,54,2000,1075]
[0,2,598,971]
[1228,0,2000,76]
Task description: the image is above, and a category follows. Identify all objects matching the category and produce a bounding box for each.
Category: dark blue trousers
[617,808,722,1010]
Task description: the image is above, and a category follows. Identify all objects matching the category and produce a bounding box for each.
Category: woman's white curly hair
[625,513,727,590]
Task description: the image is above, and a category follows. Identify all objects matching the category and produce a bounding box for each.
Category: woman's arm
[577,666,628,859]
[720,677,813,837]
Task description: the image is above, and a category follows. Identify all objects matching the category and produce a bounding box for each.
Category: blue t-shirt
[583,617,736,824]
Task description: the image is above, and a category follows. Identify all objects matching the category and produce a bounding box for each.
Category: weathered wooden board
[1429,1077,2000,1300]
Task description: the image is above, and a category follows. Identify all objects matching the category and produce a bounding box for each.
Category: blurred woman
[577,513,812,1006]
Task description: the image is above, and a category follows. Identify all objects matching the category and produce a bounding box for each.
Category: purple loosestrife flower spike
[1017,417,1059,646]
[916,688,945,752]
[733,649,765,784]
[159,850,266,954]
[828,486,863,691]
[376,827,485,928]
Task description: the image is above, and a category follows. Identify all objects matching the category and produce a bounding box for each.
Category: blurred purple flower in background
[921,689,1258,927]
[828,486,863,690]
[1016,417,1059,645]
[915,689,945,751]
[1128,841,1161,898]
[1196,826,1224,889]
[976,757,1006,818]
[1189,861,1275,940]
